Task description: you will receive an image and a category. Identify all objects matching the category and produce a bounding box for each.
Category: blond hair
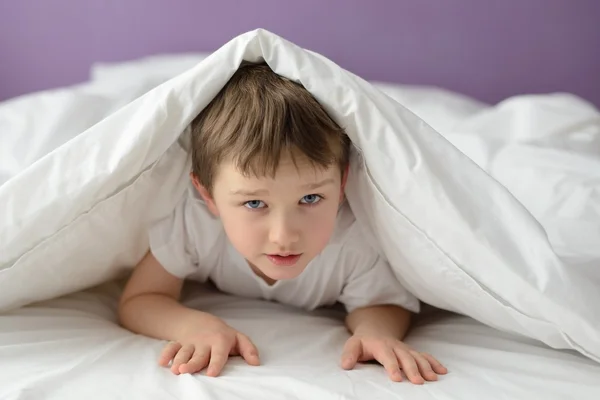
[190,63,351,192]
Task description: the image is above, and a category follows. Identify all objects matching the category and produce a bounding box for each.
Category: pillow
[0,29,598,363]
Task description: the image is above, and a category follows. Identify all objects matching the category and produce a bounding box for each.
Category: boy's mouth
[266,253,302,266]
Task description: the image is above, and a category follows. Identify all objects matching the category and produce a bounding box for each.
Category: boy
[118,63,447,384]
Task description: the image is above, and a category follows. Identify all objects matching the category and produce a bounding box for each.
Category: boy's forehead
[216,158,337,187]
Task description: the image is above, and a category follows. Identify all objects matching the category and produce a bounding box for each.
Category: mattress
[1,281,599,400]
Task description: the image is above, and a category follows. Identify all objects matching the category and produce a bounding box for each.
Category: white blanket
[1,29,599,364]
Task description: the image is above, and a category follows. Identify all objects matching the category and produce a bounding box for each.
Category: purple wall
[1,1,599,106]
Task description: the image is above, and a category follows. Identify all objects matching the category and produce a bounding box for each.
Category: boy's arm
[345,304,411,340]
[118,251,260,376]
[341,304,446,384]
[338,248,447,383]
[118,250,214,341]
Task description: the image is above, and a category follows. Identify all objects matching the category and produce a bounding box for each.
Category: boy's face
[193,156,347,284]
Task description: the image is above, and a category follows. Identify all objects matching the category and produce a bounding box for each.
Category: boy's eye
[244,200,266,209]
[300,194,322,205]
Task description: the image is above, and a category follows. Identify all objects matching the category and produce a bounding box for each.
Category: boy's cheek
[221,215,263,252]
[308,210,338,250]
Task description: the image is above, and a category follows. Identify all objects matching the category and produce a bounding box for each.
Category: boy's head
[190,62,351,283]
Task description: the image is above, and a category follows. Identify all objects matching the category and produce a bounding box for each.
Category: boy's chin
[259,263,306,281]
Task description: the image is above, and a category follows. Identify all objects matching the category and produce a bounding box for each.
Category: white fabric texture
[149,186,420,313]
[1,281,599,400]
[0,53,209,186]
[0,30,599,365]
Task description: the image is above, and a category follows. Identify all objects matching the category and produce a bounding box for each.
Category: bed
[2,280,599,400]
[0,43,600,400]
[2,10,600,396]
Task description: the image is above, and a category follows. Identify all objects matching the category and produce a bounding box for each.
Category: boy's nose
[268,214,300,247]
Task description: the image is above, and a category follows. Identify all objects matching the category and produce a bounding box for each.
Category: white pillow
[0,29,598,363]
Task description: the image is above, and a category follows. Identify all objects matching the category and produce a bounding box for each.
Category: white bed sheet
[1,280,599,400]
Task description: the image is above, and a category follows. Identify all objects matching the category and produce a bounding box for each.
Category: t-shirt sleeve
[338,245,420,314]
[148,195,201,279]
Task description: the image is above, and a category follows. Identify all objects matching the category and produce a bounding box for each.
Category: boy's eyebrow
[230,188,269,196]
[301,178,336,190]
[230,178,336,196]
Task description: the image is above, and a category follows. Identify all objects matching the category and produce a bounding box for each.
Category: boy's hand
[158,316,260,376]
[341,333,447,384]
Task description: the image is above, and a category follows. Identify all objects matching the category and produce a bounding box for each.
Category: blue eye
[300,194,322,205]
[244,200,266,209]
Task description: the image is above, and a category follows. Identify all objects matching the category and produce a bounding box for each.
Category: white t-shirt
[149,185,419,313]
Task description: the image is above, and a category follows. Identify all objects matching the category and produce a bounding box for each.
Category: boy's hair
[190,62,351,192]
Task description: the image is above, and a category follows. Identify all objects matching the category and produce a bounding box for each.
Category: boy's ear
[190,172,219,216]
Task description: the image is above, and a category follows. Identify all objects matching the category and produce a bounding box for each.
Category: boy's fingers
[395,348,424,385]
[341,337,362,370]
[236,333,260,366]
[410,351,437,381]
[158,341,182,367]
[422,353,448,375]
[171,344,195,375]
[374,346,403,382]
[179,346,211,374]
[206,344,230,377]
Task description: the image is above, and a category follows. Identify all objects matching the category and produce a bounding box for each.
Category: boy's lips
[266,253,302,266]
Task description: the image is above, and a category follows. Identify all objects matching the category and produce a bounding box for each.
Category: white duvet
[1,28,599,378]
